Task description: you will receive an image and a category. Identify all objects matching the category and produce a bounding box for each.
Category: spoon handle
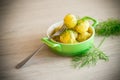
[16,44,45,69]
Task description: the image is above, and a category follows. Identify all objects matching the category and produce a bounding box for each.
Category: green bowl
[41,16,98,56]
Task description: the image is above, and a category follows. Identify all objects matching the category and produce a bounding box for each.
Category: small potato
[77,32,92,42]
[60,30,78,43]
[88,27,93,34]
[75,20,90,33]
[64,14,77,29]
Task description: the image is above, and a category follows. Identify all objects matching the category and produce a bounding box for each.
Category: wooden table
[0,0,120,80]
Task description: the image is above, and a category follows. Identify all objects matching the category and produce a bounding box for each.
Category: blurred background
[0,0,120,80]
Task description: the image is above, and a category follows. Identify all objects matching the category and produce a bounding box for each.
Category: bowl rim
[47,21,95,45]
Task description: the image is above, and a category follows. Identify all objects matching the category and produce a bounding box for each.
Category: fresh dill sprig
[95,18,120,36]
[72,45,109,68]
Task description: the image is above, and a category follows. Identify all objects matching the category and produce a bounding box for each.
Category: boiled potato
[75,20,90,33]
[60,30,78,43]
[77,32,91,42]
[64,14,77,29]
[88,27,93,34]
[52,14,94,43]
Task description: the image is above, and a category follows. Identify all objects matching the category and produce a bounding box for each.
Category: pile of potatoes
[52,14,93,44]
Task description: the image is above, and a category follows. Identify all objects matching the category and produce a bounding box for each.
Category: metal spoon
[16,44,45,69]
[16,24,66,69]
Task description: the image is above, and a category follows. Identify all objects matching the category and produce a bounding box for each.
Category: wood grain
[0,0,120,80]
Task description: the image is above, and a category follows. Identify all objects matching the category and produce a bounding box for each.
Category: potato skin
[75,20,90,33]
[60,30,78,43]
[77,32,91,42]
[64,14,77,29]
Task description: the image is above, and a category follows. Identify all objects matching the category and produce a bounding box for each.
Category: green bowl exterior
[42,27,95,56]
[49,34,94,56]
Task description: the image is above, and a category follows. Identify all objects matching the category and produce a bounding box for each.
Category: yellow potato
[75,20,90,33]
[60,30,78,43]
[88,27,93,34]
[77,32,91,42]
[64,14,77,29]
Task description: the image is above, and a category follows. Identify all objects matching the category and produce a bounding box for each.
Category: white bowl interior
[47,21,63,38]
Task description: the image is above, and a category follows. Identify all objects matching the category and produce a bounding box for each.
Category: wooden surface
[0,0,120,80]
